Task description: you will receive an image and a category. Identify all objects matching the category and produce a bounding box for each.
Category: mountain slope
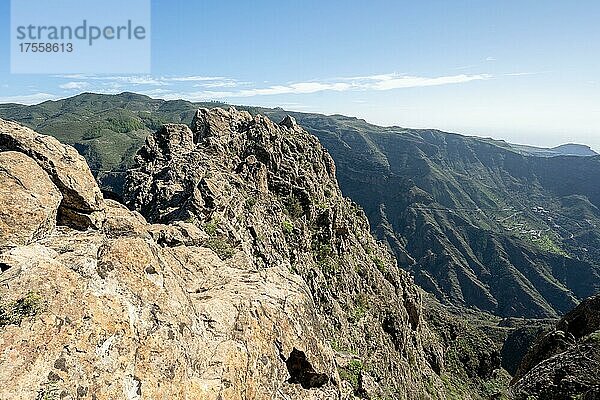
[1,116,447,399]
[232,111,600,318]
[2,93,600,319]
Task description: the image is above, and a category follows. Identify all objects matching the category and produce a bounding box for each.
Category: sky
[1,0,599,150]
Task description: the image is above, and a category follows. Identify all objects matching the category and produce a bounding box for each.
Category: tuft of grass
[312,241,339,274]
[349,294,369,323]
[206,237,235,260]
[245,196,257,210]
[338,359,363,390]
[282,219,294,235]
[0,292,44,327]
[203,218,219,237]
[284,196,304,219]
[372,256,386,273]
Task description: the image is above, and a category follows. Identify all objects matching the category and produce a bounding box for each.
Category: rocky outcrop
[0,118,105,229]
[124,108,454,398]
[0,119,344,399]
[0,112,511,399]
[0,151,62,250]
[0,115,452,399]
[510,294,600,399]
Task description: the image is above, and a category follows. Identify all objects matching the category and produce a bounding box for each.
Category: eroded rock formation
[0,113,489,399]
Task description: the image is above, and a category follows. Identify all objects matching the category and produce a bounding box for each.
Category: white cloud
[504,71,548,77]
[59,81,90,90]
[163,76,226,82]
[365,73,491,90]
[170,73,491,100]
[0,93,60,105]
[486,57,497,61]
[193,79,239,88]
[47,72,491,102]
[53,74,235,87]
[137,88,175,96]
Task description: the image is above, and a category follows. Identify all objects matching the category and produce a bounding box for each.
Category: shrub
[284,196,304,219]
[206,237,235,260]
[203,218,219,237]
[282,219,294,235]
[338,359,363,389]
[245,196,257,210]
[373,256,386,273]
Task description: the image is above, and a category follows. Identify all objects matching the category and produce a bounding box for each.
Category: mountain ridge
[2,92,600,320]
[0,112,513,399]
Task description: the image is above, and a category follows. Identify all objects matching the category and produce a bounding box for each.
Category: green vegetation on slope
[2,92,600,319]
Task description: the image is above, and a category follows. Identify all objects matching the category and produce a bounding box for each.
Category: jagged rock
[138,124,195,160]
[0,118,105,230]
[146,221,209,247]
[510,294,600,399]
[0,115,497,399]
[279,114,298,129]
[124,107,453,398]
[0,151,62,249]
[0,122,342,399]
[190,107,253,142]
[557,294,600,338]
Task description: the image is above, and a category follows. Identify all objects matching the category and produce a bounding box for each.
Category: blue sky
[1,0,599,149]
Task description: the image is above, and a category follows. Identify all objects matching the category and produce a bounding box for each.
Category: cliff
[0,114,471,399]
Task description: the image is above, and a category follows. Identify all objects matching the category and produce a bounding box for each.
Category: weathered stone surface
[0,118,104,229]
[191,107,253,142]
[101,199,148,238]
[0,151,62,249]
[0,230,340,399]
[124,107,452,399]
[0,115,493,399]
[137,123,195,160]
[510,294,600,399]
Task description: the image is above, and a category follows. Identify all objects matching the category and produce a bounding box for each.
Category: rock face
[0,118,105,229]
[0,151,62,249]
[0,115,465,399]
[0,208,339,399]
[124,108,454,398]
[510,294,600,399]
[0,119,340,399]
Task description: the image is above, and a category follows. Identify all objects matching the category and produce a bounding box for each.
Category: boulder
[0,118,105,229]
[0,151,62,249]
